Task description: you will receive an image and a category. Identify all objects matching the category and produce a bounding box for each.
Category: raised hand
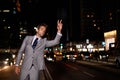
[57,19,63,33]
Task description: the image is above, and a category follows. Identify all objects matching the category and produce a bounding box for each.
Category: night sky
[0,0,120,48]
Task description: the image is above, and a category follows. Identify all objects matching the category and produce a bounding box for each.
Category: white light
[22,54,25,57]
[19,35,22,38]
[3,10,10,12]
[87,44,93,48]
[12,54,16,58]
[8,26,11,29]
[20,27,23,30]
[76,45,80,48]
[70,47,72,51]
[3,19,6,22]
[99,48,105,51]
[55,48,57,50]
[93,24,96,26]
[60,46,63,49]
[86,39,89,44]
[111,44,115,47]
[47,57,53,61]
[6,58,9,61]
[4,61,8,65]
[83,48,87,52]
[3,66,9,69]
[10,62,13,66]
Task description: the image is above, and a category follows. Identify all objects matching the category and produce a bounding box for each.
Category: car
[79,52,92,60]
[66,51,77,62]
[46,57,54,62]
[44,52,55,62]
[98,51,109,61]
[0,52,14,66]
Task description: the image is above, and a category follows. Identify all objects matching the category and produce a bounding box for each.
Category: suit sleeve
[45,33,62,47]
[15,36,28,66]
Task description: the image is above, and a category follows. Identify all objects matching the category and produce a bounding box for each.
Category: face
[36,26,46,37]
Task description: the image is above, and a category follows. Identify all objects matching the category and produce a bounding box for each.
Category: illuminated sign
[104,30,117,50]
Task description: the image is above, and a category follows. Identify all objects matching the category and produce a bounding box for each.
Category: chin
[40,35,44,37]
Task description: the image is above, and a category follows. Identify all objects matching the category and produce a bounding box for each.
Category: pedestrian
[15,19,63,80]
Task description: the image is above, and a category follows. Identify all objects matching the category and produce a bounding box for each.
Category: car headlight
[47,57,53,61]
[4,61,8,65]
[6,58,9,61]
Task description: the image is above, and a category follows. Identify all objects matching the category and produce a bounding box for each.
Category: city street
[0,0,120,80]
[0,60,120,80]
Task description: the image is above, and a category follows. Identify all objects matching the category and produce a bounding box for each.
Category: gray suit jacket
[15,33,62,80]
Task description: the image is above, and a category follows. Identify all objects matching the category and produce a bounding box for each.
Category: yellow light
[60,52,62,55]
[74,55,77,57]
[44,55,46,58]
[54,55,56,57]
[3,66,9,69]
[90,54,92,57]
[66,55,70,58]
[104,30,117,38]
[57,52,59,54]
[81,54,84,57]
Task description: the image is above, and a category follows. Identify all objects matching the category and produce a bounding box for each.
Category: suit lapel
[35,38,44,49]
[28,36,34,47]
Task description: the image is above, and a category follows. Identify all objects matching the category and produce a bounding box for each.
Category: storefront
[104,30,117,51]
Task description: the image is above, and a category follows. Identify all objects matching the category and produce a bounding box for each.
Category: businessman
[15,20,63,80]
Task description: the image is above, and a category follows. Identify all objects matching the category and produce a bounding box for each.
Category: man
[15,20,63,80]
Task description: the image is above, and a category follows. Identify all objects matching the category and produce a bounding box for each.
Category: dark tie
[32,38,38,49]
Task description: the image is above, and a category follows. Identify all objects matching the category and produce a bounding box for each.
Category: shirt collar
[33,35,41,41]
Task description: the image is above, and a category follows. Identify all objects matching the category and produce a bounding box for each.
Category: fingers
[57,19,62,24]
[16,69,20,75]
[59,19,62,23]
[15,69,18,75]
[15,66,20,75]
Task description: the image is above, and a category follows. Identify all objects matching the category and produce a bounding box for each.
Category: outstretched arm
[45,19,63,47]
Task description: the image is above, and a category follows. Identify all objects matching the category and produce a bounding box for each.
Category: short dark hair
[37,23,48,29]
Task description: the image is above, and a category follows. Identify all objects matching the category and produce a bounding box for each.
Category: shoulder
[24,35,33,40]
[26,35,33,38]
[43,38,47,41]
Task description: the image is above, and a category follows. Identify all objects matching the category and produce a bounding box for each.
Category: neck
[36,34,41,38]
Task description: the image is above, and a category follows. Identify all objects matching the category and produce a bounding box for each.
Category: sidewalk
[76,60,120,74]
[89,59,115,65]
